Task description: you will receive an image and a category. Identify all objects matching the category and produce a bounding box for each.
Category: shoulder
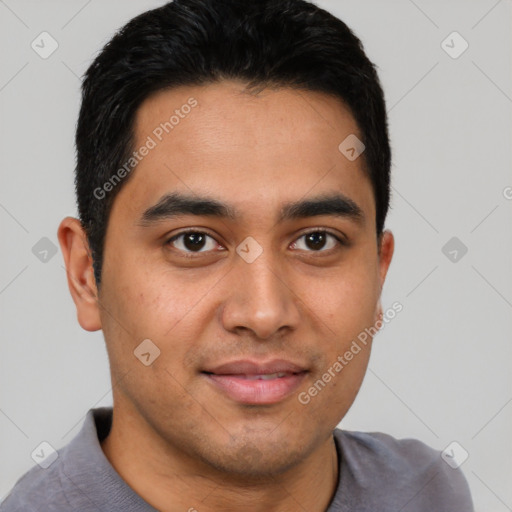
[332,429,474,512]
[0,407,112,512]
[336,428,443,471]
[0,458,69,512]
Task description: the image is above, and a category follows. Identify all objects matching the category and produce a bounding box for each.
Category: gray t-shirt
[0,407,474,511]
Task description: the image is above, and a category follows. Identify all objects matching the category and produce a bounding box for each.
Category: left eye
[291,231,342,252]
[167,230,343,254]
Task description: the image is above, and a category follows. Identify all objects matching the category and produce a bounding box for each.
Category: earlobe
[57,217,102,332]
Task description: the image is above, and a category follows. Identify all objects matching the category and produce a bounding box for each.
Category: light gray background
[0,1,511,510]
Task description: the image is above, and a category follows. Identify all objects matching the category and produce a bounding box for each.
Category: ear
[374,229,395,324]
[57,217,102,331]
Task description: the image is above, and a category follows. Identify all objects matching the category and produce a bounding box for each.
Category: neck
[100,405,340,512]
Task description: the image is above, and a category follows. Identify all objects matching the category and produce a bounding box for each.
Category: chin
[195,437,307,479]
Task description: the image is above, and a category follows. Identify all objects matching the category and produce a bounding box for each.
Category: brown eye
[291,230,343,252]
[305,232,328,250]
[167,231,219,253]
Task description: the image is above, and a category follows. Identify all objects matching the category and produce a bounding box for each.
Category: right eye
[166,230,224,254]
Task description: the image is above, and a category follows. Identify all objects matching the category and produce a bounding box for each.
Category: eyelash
[165,228,346,256]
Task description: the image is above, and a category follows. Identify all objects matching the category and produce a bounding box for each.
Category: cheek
[106,250,215,336]
[308,262,380,338]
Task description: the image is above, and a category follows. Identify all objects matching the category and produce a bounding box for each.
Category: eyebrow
[138,191,365,226]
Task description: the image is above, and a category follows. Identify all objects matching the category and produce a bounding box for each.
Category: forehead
[115,80,375,226]
[136,80,361,161]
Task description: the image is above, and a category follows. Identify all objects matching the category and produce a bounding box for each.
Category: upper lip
[202,359,307,376]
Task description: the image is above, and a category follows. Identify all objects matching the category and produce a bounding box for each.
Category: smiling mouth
[204,371,292,380]
[201,370,307,405]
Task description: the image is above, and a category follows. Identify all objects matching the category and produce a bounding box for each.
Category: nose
[220,251,301,340]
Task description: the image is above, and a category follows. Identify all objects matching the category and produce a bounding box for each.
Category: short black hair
[75,0,391,287]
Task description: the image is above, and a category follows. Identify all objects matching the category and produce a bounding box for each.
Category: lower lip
[203,372,307,405]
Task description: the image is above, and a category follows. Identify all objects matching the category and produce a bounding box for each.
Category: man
[1,0,474,510]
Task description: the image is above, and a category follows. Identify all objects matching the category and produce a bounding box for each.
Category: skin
[58,80,394,512]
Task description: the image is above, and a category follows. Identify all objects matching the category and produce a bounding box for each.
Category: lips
[203,359,306,376]
[238,372,288,380]
[201,359,308,405]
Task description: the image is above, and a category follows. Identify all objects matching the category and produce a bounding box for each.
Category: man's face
[91,81,393,475]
